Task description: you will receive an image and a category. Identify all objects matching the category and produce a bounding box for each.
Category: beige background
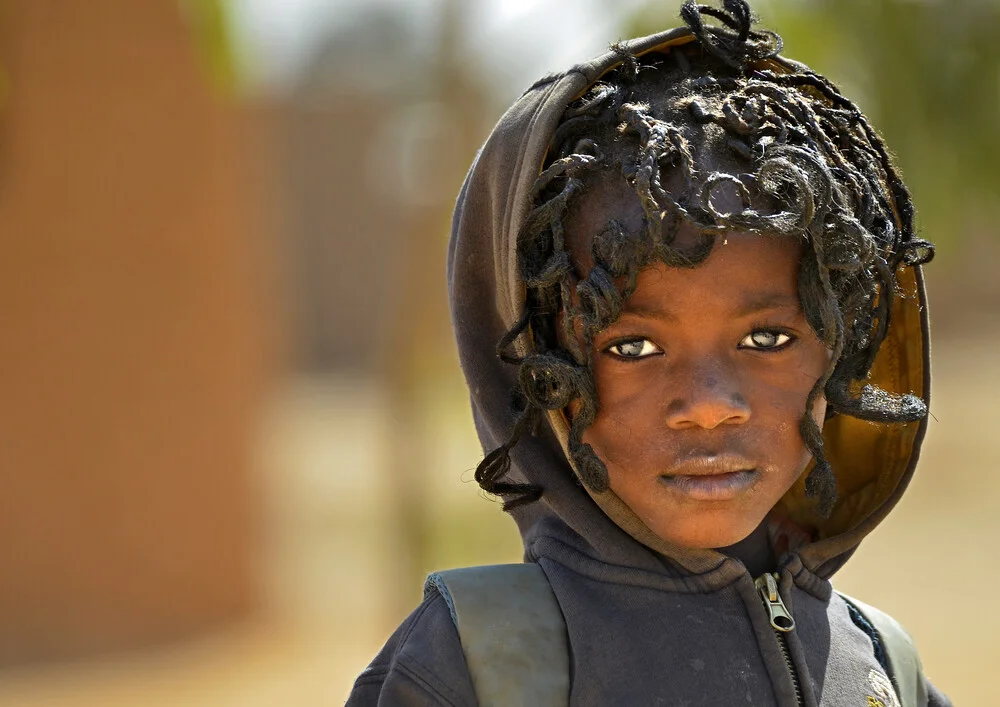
[0,0,994,704]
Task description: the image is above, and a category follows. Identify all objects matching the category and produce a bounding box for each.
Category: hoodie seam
[533,536,742,593]
[501,78,565,312]
[393,658,469,707]
[501,69,596,327]
[391,595,474,707]
[787,557,832,601]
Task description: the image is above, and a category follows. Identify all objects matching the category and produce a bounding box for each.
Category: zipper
[755,573,803,707]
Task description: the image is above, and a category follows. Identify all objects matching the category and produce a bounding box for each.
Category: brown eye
[740,330,793,350]
[608,339,660,359]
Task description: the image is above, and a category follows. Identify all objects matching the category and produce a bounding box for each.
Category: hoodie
[347,23,951,707]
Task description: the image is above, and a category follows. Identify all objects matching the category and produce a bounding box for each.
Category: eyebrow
[619,293,803,321]
[731,293,803,319]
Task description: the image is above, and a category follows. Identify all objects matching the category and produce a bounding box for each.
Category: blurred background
[0,0,995,704]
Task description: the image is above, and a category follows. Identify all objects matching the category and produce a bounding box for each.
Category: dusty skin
[0,332,992,704]
[581,234,829,550]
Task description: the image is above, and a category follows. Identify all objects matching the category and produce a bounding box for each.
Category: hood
[446,27,930,580]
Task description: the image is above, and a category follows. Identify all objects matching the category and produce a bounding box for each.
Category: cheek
[763,341,829,403]
[582,367,671,462]
[792,341,831,428]
[811,393,828,428]
[754,375,824,445]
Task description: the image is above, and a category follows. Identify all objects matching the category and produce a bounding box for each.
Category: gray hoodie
[347,24,951,707]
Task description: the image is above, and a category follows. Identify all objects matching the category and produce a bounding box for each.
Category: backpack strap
[838,592,927,707]
[424,563,569,707]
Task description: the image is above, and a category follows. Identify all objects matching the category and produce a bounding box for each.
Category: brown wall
[0,1,270,664]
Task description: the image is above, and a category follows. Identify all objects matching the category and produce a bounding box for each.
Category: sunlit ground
[0,328,993,705]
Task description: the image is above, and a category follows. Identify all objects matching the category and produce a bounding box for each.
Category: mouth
[658,454,760,501]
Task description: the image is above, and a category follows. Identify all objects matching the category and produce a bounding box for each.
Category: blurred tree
[275,0,492,625]
[628,0,1000,257]
[179,0,242,95]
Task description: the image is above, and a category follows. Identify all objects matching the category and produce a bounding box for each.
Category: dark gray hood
[446,27,930,580]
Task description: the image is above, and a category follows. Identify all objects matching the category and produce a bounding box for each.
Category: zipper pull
[755,573,795,633]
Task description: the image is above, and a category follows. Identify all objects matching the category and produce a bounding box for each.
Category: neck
[717,520,774,577]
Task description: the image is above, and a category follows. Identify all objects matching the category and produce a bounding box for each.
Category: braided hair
[476,0,934,519]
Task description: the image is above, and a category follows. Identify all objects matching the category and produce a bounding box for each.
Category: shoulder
[347,592,477,707]
[836,592,952,707]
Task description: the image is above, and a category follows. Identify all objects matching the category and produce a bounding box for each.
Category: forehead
[563,175,645,272]
[563,173,793,274]
[622,234,805,321]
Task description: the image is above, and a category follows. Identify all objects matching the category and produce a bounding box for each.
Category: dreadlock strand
[474,406,543,510]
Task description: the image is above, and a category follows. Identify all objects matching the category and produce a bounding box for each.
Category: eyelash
[602,328,797,361]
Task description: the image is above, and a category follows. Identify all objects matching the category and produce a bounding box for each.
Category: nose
[664,361,751,430]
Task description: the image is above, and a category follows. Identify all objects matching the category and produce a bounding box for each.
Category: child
[348,1,950,704]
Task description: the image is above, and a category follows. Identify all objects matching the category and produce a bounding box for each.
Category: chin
[654,516,761,550]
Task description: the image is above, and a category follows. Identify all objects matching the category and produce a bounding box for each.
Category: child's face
[565,182,830,550]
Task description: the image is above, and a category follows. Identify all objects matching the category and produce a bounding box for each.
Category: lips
[664,453,756,476]
[658,454,760,501]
